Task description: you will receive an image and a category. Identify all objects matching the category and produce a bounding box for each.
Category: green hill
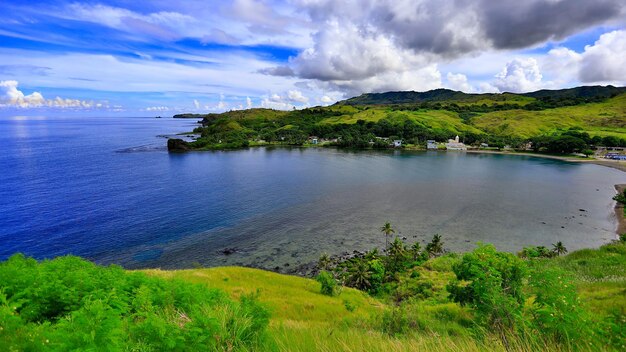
[473,93,626,138]
[169,86,626,151]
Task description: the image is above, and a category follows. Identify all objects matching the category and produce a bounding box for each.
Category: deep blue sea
[1,116,624,271]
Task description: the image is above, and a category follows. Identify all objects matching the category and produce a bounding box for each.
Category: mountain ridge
[340,85,626,106]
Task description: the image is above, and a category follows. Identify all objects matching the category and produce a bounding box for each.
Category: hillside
[2,239,624,351]
[169,85,626,152]
[341,85,626,106]
[473,93,626,138]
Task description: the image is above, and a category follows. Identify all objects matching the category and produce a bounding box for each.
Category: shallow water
[1,116,624,271]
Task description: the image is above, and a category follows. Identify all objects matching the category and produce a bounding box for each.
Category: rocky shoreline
[616,184,626,235]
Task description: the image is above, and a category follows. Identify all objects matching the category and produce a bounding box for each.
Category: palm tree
[318,253,331,271]
[380,222,395,249]
[552,241,568,256]
[348,261,372,290]
[410,242,422,261]
[365,248,380,261]
[426,234,444,258]
[388,237,407,272]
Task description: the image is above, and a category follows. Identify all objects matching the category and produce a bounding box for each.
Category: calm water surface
[1,116,624,271]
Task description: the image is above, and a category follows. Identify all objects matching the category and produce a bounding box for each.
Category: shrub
[0,254,269,351]
[613,190,626,206]
[316,270,338,296]
[526,267,594,344]
[447,244,526,333]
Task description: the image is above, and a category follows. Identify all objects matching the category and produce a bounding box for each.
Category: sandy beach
[465,150,626,173]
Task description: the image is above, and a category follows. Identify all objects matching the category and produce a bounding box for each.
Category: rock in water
[167,138,190,152]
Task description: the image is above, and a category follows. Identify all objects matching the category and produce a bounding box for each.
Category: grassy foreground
[143,240,626,351]
[1,240,624,351]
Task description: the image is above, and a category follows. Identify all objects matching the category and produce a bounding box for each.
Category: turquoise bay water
[1,116,624,271]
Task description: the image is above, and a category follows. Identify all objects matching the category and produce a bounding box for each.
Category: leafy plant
[0,254,269,351]
[447,244,526,334]
[316,270,338,296]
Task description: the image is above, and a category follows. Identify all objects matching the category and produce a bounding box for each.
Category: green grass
[319,108,484,136]
[2,242,624,351]
[472,94,626,139]
[141,241,626,351]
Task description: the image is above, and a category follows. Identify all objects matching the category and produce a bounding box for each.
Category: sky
[0,0,625,116]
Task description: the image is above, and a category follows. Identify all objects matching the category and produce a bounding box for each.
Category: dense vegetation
[169,86,626,151]
[3,234,625,351]
[0,255,269,351]
[313,226,626,351]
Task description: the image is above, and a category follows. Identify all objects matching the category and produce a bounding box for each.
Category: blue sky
[1,0,625,116]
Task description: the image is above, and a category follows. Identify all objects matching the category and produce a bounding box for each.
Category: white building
[427,140,438,150]
[446,135,467,151]
[393,140,402,147]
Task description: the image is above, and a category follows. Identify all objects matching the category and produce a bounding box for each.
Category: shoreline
[616,184,626,235]
[465,149,626,173]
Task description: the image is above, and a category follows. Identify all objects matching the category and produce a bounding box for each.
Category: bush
[0,254,269,351]
[526,267,593,344]
[613,190,626,206]
[447,244,526,333]
[316,270,338,296]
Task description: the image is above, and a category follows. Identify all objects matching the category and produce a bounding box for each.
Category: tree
[317,253,331,271]
[348,261,372,291]
[426,234,444,258]
[546,135,587,154]
[552,241,568,256]
[387,237,407,273]
[380,222,395,249]
[410,242,422,261]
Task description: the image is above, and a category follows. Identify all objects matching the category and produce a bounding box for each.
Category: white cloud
[493,58,543,93]
[66,3,196,41]
[446,73,474,93]
[246,96,253,109]
[320,95,332,103]
[0,80,99,109]
[579,30,626,84]
[287,89,308,103]
[277,21,441,95]
[193,99,200,109]
[145,106,169,112]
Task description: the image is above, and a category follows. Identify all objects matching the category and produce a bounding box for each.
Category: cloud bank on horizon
[0,0,625,115]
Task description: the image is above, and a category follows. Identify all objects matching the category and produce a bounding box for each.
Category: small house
[427,140,438,150]
[311,138,318,145]
[393,140,402,147]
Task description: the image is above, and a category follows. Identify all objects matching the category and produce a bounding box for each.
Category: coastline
[616,184,626,235]
[465,149,626,173]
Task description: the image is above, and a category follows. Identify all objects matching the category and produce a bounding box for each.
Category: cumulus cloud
[320,95,332,103]
[271,21,442,95]
[579,30,626,84]
[530,30,626,88]
[287,90,308,103]
[261,0,625,95]
[0,80,99,109]
[446,73,473,93]
[493,58,543,93]
[296,0,625,54]
[259,90,312,110]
